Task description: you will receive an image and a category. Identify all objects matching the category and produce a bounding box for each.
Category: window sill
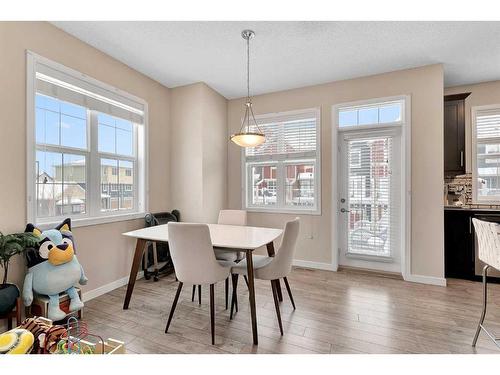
[36,211,145,230]
[245,207,321,216]
[345,252,394,263]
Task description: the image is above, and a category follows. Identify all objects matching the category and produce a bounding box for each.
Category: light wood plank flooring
[84,268,500,354]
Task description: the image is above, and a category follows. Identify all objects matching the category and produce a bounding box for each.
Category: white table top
[123,223,283,250]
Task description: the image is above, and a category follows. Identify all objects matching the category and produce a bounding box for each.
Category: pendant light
[230,29,266,148]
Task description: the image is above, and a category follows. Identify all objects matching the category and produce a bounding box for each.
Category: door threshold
[338,265,403,280]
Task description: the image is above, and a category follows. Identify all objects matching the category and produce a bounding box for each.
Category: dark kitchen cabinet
[444,93,470,175]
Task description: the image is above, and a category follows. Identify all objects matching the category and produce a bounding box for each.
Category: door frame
[331,95,412,279]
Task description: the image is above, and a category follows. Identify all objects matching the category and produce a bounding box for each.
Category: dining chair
[166,222,232,345]
[192,209,248,310]
[230,217,300,335]
[471,218,500,349]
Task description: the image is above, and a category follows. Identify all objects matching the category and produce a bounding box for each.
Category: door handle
[340,208,350,213]
[460,151,464,167]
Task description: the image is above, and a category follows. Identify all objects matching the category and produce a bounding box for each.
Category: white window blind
[473,106,500,201]
[344,133,400,258]
[243,108,320,214]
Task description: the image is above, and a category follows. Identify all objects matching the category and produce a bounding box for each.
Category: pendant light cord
[247,35,250,101]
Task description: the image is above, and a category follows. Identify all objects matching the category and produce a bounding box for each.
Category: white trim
[82,271,144,302]
[37,212,145,231]
[292,259,337,271]
[405,274,447,287]
[241,107,321,215]
[26,51,149,226]
[332,95,412,280]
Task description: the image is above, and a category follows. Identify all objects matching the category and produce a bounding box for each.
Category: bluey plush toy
[23,218,88,321]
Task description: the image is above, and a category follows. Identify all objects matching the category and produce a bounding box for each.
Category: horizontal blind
[246,110,318,159]
[35,61,145,124]
[475,108,500,140]
[345,134,399,258]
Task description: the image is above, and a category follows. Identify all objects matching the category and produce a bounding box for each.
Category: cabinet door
[444,99,465,174]
[444,211,474,279]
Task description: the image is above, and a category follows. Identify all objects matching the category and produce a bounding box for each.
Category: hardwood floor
[84,267,500,354]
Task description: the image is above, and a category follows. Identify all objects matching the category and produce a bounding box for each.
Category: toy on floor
[0,328,34,354]
[18,316,66,354]
[22,218,88,321]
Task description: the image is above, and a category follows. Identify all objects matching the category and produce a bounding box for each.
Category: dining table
[122,222,283,345]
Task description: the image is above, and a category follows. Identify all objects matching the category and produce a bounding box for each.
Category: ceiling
[52,21,500,99]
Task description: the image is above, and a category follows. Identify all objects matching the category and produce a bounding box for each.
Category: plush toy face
[25,218,75,267]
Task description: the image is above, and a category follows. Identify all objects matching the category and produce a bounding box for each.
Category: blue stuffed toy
[22,218,88,321]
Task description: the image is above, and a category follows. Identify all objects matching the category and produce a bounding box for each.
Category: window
[338,101,402,128]
[27,52,147,226]
[243,108,320,213]
[473,105,500,202]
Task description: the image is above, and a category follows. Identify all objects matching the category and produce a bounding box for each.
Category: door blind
[345,134,400,258]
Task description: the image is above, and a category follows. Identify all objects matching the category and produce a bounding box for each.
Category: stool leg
[192,285,196,302]
[210,284,215,345]
[225,277,229,310]
[198,285,202,305]
[165,282,183,333]
[473,265,489,347]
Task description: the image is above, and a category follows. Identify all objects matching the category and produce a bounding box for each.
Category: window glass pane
[36,151,86,217]
[98,113,134,156]
[477,144,500,198]
[119,160,134,210]
[99,124,115,153]
[36,94,59,112]
[116,128,133,156]
[358,107,378,125]
[379,104,402,123]
[60,101,86,119]
[250,165,277,206]
[338,110,357,127]
[285,164,315,207]
[61,115,87,149]
[101,158,118,211]
[35,109,60,145]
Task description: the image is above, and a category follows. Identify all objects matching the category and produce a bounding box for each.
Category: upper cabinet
[444,93,470,176]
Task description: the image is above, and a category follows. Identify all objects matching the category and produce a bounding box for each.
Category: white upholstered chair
[165,223,231,345]
[472,218,500,349]
[231,217,300,335]
[192,210,248,309]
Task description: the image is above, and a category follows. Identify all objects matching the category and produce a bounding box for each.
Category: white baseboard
[82,271,144,302]
[292,259,337,271]
[404,273,447,287]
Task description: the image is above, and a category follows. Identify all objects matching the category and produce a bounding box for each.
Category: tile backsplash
[444,173,500,209]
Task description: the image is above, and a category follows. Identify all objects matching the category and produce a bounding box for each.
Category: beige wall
[445,80,500,174]
[0,22,171,296]
[170,83,227,223]
[227,64,445,279]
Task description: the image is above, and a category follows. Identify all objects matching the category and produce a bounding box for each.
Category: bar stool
[472,218,500,349]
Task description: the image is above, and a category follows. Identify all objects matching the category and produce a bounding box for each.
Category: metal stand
[472,265,500,349]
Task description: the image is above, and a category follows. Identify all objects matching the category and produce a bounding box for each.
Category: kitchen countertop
[444,206,500,212]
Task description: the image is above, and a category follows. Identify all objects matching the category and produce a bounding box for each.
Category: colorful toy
[22,219,88,321]
[0,328,34,354]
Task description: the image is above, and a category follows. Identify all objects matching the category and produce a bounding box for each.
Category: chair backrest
[167,223,229,284]
[218,210,247,226]
[258,218,300,280]
[472,218,500,271]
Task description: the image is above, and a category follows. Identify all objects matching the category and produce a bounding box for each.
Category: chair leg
[210,284,215,345]
[473,265,489,347]
[271,280,284,335]
[198,285,202,305]
[225,277,229,310]
[283,277,296,310]
[192,285,196,302]
[230,274,239,320]
[165,282,183,333]
[243,275,249,288]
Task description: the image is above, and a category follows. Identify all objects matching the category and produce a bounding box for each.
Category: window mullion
[89,111,100,217]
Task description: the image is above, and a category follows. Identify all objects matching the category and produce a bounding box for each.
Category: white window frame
[241,108,321,215]
[472,104,500,204]
[26,51,148,228]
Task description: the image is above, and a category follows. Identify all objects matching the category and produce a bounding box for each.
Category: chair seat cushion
[217,259,236,268]
[232,255,273,276]
[214,248,239,262]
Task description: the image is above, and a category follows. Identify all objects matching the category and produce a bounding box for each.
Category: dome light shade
[230,132,266,147]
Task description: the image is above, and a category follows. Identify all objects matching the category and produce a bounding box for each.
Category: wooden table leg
[246,249,258,345]
[123,238,147,310]
[266,242,283,302]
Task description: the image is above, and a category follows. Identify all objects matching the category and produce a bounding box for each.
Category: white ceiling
[51,21,500,99]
